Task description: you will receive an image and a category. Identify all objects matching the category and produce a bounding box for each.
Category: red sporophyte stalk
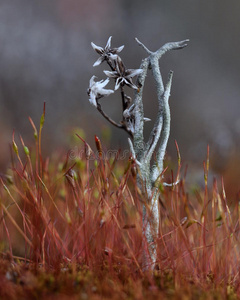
[1,108,240,298]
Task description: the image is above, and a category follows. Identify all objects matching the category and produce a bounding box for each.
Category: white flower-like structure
[91,36,124,67]
[104,57,142,90]
[87,76,114,107]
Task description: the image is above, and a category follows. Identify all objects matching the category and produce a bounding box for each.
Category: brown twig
[96,103,133,137]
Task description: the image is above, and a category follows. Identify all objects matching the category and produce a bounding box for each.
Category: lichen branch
[151,70,173,184]
[135,37,152,54]
[133,58,149,157]
[132,38,189,269]
[89,36,189,270]
[155,39,190,60]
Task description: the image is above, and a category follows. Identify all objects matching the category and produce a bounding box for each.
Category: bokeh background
[0,0,240,195]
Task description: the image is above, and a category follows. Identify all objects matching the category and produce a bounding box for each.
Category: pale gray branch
[144,55,165,164]
[90,36,189,270]
[155,39,190,60]
[151,71,173,184]
[128,138,141,166]
[132,38,188,268]
[133,57,149,158]
[135,37,152,54]
[144,42,188,161]
[128,137,136,159]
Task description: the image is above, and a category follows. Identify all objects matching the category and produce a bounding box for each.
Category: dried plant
[88,36,189,268]
[1,36,240,299]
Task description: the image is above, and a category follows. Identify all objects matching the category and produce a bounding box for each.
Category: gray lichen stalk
[88,36,189,270]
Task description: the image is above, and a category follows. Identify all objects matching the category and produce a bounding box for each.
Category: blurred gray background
[0,0,240,192]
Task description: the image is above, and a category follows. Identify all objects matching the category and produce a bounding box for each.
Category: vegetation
[0,106,239,299]
[88,36,189,267]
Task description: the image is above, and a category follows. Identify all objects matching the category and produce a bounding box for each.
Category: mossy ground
[0,113,240,299]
